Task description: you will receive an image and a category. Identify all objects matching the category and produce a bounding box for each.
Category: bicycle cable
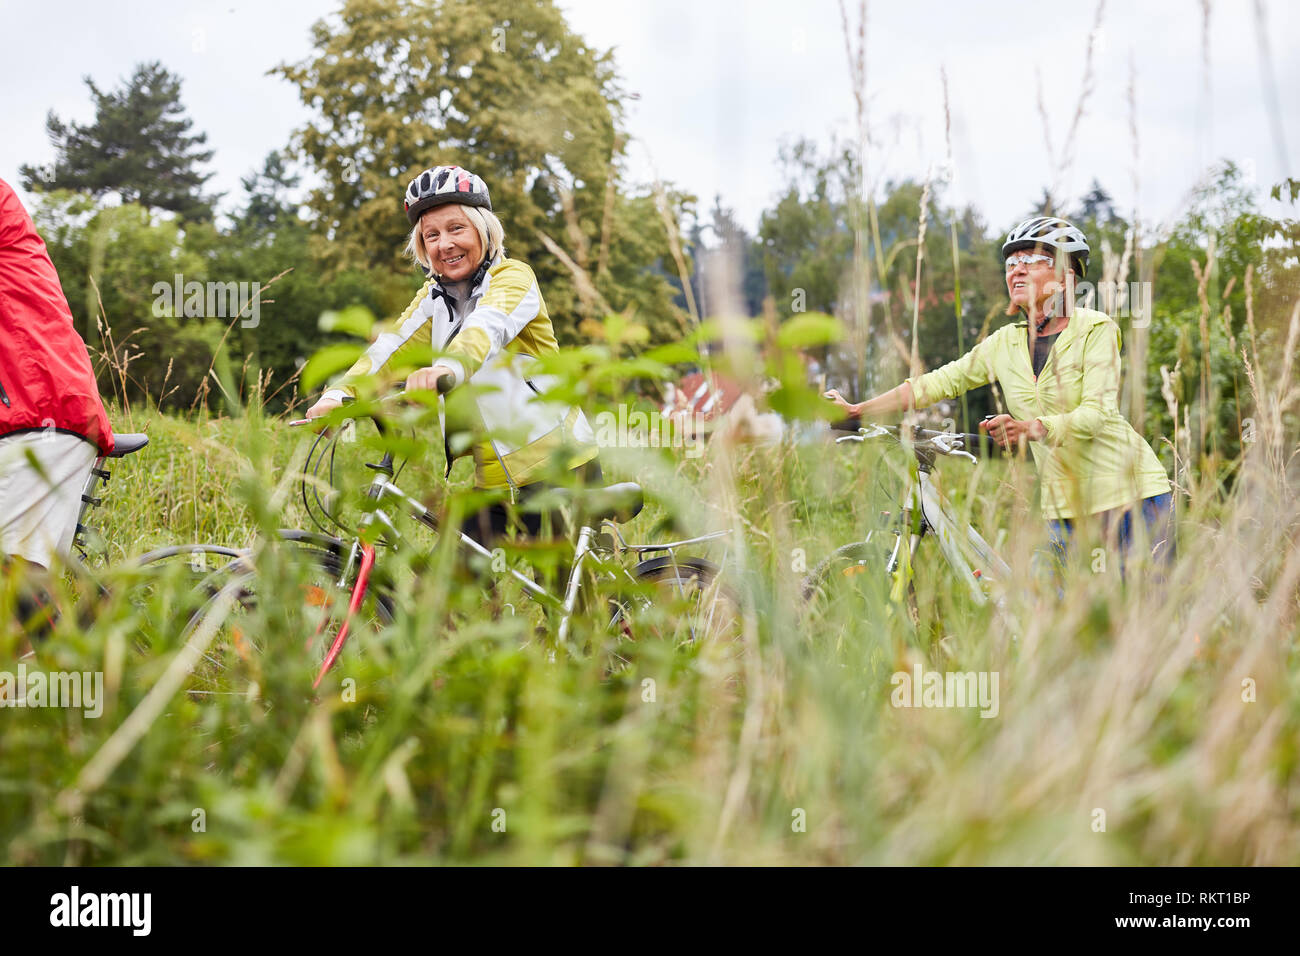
[302,424,340,535]
[298,390,418,539]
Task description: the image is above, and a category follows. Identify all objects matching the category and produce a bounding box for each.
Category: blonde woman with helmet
[825,216,1174,576]
[305,164,600,547]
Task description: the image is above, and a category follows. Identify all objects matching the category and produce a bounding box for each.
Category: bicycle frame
[835,425,1013,611]
[894,463,1013,606]
[315,464,730,687]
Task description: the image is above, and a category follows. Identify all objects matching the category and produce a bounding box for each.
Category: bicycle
[177,387,739,698]
[6,429,262,642]
[800,423,1015,631]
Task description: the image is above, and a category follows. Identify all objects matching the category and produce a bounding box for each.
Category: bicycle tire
[178,545,396,702]
[604,556,743,675]
[801,533,917,626]
[123,544,251,657]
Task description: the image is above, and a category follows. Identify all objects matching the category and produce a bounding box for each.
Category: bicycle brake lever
[931,435,978,464]
[835,435,866,443]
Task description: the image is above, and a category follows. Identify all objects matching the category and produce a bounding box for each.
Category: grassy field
[2,371,1297,866]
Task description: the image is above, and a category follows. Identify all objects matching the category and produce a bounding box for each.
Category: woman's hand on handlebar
[406,365,457,395]
[304,397,343,420]
[979,414,1045,450]
[823,388,860,417]
[289,395,344,430]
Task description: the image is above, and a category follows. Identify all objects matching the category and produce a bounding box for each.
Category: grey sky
[3,0,1296,239]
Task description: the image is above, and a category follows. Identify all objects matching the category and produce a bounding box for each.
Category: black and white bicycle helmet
[404,165,492,225]
[1002,216,1090,278]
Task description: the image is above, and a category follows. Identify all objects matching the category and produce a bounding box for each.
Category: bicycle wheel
[127,545,248,657]
[801,531,916,629]
[180,545,395,702]
[604,556,743,676]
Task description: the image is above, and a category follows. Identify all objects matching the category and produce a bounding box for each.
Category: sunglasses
[1005,253,1055,272]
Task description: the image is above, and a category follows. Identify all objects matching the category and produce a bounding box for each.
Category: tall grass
[2,0,1297,865]
[1,327,1295,864]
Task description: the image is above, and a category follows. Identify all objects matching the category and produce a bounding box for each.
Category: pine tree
[237,150,302,235]
[1031,187,1056,218]
[20,61,219,221]
[1075,179,1117,224]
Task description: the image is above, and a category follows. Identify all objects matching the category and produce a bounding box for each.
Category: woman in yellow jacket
[305,165,600,546]
[826,216,1174,571]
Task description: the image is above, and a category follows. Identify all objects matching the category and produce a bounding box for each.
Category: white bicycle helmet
[1002,216,1090,278]
[404,165,492,225]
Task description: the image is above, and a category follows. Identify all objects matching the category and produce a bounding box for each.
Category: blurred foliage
[4,0,1300,873]
[2,383,1296,864]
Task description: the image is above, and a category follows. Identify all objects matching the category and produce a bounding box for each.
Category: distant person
[826,216,1174,574]
[0,177,115,573]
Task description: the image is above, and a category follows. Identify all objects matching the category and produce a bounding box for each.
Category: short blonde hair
[405,204,506,278]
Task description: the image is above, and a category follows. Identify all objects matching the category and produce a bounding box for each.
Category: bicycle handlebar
[289,372,455,427]
[836,423,1006,463]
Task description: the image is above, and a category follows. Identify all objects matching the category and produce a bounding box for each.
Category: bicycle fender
[133,543,245,567]
[277,529,346,554]
[631,555,721,581]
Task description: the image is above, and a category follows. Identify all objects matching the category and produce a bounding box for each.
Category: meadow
[2,331,1296,866]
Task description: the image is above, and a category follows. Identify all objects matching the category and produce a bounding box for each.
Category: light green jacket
[322,256,597,491]
[907,307,1171,520]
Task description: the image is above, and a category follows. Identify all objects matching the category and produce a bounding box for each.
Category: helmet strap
[469,254,491,289]
[428,250,493,290]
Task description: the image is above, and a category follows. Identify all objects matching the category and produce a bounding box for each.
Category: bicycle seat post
[72,454,111,558]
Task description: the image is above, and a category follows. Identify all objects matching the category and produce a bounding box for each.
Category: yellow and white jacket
[323,255,597,492]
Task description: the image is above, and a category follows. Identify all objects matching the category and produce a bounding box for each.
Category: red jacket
[0,178,113,455]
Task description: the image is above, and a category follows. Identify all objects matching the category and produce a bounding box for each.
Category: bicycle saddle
[582,482,644,523]
[538,481,644,524]
[108,433,149,458]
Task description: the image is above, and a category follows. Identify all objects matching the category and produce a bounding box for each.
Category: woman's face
[420,205,483,282]
[1005,243,1065,311]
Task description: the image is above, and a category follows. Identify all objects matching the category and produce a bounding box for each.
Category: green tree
[237,150,302,235]
[758,139,855,321]
[1144,165,1300,475]
[274,0,686,343]
[31,191,225,408]
[757,138,1004,420]
[1151,162,1273,322]
[688,198,767,318]
[20,61,219,222]
[1075,179,1118,225]
[199,151,397,412]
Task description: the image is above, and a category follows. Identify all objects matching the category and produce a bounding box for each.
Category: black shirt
[1031,330,1061,378]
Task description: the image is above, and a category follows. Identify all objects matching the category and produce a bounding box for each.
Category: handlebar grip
[436,373,455,395]
[959,431,1011,457]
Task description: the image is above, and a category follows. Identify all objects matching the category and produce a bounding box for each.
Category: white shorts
[0,431,100,568]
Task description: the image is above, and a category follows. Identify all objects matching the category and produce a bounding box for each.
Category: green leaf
[766,383,832,421]
[318,305,376,339]
[644,342,700,366]
[300,343,365,391]
[777,312,843,349]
